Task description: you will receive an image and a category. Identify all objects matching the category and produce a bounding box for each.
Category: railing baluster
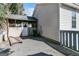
[62,32,64,45]
[68,32,70,47]
[76,33,78,51]
[64,32,66,46]
[61,32,63,45]
[78,33,79,51]
[60,32,62,45]
[72,33,74,49]
[63,32,65,46]
[60,30,79,51]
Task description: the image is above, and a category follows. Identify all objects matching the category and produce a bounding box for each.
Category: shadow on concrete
[0,48,14,56]
[28,52,52,56]
[20,36,34,39]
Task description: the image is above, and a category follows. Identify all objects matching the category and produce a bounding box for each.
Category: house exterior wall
[34,3,60,42]
[60,4,79,31]
[33,3,79,51]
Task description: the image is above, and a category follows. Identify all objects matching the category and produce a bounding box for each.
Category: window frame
[72,10,76,28]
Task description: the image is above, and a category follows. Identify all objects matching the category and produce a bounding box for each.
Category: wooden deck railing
[60,30,79,51]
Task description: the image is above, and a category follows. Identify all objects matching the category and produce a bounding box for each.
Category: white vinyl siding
[60,4,79,31]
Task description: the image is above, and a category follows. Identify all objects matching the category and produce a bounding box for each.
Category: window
[72,11,76,28]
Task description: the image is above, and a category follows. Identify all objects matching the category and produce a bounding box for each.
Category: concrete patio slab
[8,37,65,56]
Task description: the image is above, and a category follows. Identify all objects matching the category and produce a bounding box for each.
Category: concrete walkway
[8,37,64,56]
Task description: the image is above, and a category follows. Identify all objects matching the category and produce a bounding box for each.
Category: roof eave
[6,14,28,20]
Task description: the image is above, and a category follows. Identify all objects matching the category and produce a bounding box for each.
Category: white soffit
[63,3,79,10]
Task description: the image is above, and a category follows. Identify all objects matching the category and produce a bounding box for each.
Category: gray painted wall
[34,3,60,42]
